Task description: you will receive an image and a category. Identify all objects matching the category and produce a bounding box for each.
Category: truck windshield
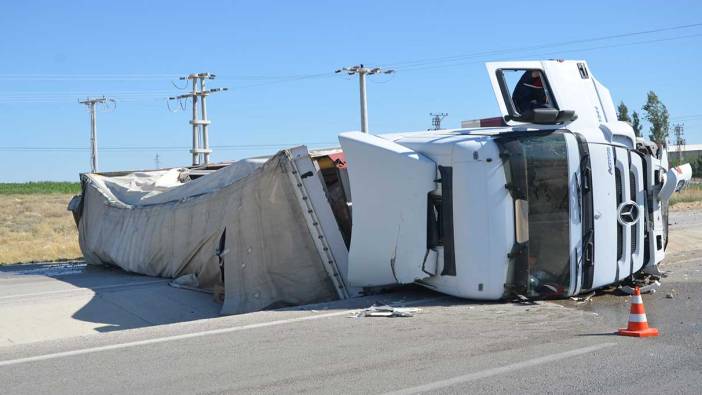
[500,132,571,298]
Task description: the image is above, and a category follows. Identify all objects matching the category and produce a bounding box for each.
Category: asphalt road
[0,210,700,394]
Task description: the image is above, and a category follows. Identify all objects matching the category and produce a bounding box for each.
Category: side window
[497,69,558,117]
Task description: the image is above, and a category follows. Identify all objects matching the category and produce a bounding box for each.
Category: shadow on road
[0,261,221,342]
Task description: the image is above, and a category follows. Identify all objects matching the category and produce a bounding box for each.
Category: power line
[2,22,696,81]
[0,35,694,104]
[395,32,702,73]
[0,21,697,89]
[235,72,335,89]
[0,142,338,152]
[0,90,174,96]
[383,22,702,70]
[0,91,176,105]
[0,73,333,82]
[0,75,348,103]
[0,74,182,81]
[1,23,700,105]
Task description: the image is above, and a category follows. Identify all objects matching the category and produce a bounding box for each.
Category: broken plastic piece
[350,304,421,318]
[569,291,596,303]
[620,281,660,295]
[170,273,199,287]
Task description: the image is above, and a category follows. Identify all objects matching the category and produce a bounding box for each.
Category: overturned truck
[70,60,692,314]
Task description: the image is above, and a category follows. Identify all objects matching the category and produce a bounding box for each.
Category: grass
[0,182,81,195]
[670,182,702,207]
[0,194,82,264]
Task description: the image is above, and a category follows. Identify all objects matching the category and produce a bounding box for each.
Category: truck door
[485,61,547,122]
[485,60,611,130]
[588,143,618,288]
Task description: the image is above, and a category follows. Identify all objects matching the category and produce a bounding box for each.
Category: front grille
[629,171,637,254]
[616,168,623,261]
[615,169,623,205]
[629,172,636,202]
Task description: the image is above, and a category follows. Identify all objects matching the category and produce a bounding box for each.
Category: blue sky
[1,0,701,181]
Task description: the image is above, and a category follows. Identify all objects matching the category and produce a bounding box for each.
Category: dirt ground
[0,194,81,264]
[670,200,702,210]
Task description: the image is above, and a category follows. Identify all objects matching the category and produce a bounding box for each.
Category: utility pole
[154,154,161,169]
[335,65,394,133]
[79,96,111,173]
[673,123,685,162]
[169,73,228,166]
[430,113,448,130]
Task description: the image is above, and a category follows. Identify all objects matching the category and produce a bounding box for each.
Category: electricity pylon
[79,96,114,173]
[335,65,394,133]
[169,73,228,166]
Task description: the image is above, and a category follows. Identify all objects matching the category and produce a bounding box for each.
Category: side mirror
[508,108,577,124]
[658,164,692,202]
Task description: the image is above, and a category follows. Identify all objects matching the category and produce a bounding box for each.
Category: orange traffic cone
[618,287,659,337]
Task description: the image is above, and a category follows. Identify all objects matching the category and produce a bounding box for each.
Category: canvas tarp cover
[75,149,339,314]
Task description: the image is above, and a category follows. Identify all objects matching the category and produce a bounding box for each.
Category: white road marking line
[0,279,170,300]
[0,296,447,367]
[383,342,617,395]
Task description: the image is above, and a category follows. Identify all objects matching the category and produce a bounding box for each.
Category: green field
[0,182,81,195]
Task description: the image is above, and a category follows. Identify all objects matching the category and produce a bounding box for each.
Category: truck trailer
[71,59,692,313]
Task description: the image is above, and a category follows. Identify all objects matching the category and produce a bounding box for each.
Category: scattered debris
[350,304,421,318]
[512,294,538,305]
[620,280,660,295]
[170,273,199,288]
[666,292,675,299]
[606,272,665,296]
[169,273,212,294]
[569,291,596,304]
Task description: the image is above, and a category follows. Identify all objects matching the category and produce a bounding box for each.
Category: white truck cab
[339,60,692,300]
